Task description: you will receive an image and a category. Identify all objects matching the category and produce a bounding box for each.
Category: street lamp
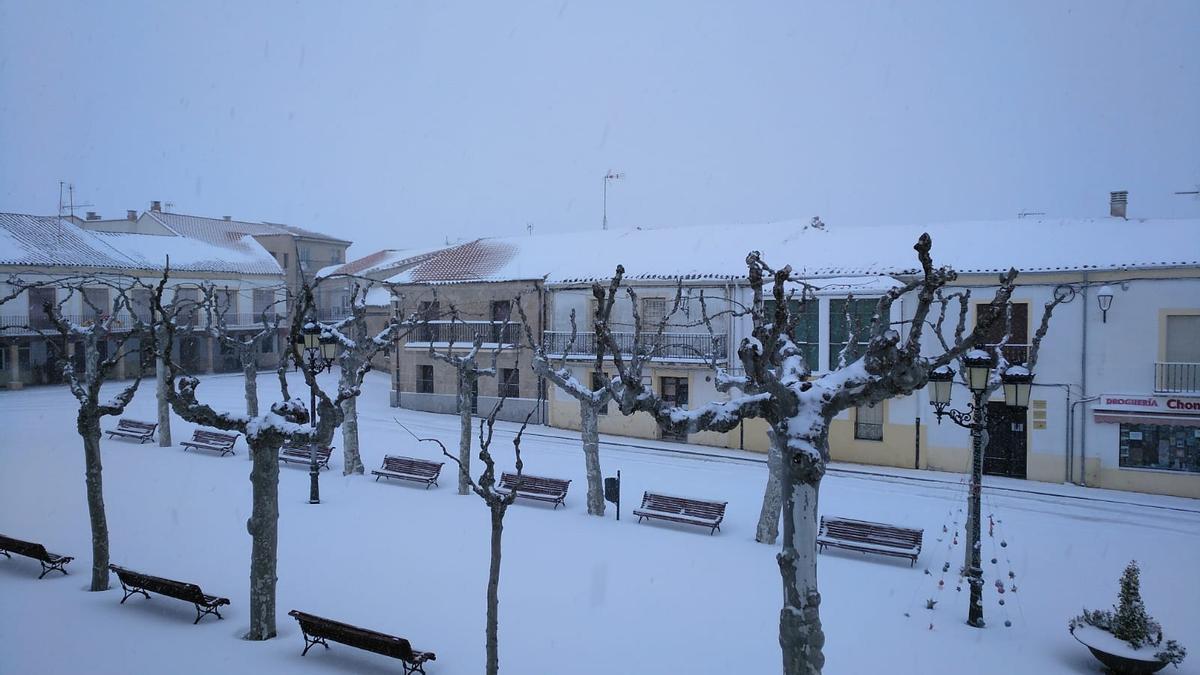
[602,170,623,230]
[926,348,1034,629]
[298,319,337,504]
[1096,285,1115,323]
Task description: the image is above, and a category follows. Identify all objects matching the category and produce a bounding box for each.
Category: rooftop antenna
[526,222,534,235]
[1017,211,1045,218]
[1174,185,1199,198]
[57,181,92,219]
[602,170,624,230]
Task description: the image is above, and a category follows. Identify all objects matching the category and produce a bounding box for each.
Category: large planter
[1072,625,1169,675]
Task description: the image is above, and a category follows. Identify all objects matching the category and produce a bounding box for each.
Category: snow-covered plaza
[1,370,1197,674]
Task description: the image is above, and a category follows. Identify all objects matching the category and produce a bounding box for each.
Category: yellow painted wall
[1096,467,1199,499]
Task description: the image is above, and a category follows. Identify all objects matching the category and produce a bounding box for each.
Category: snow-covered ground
[2,371,1197,674]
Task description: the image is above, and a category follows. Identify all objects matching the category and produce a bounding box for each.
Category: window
[130,289,153,323]
[27,287,56,329]
[215,289,239,321]
[299,246,312,263]
[1165,315,1200,362]
[491,301,512,343]
[854,403,884,441]
[417,301,440,342]
[173,288,201,326]
[260,334,275,354]
[82,287,110,323]
[764,299,819,370]
[499,368,520,398]
[253,290,276,320]
[829,298,878,368]
[417,365,434,393]
[975,302,1029,364]
[659,376,688,441]
[1119,423,1199,474]
[641,297,667,328]
[282,253,289,269]
[592,371,608,414]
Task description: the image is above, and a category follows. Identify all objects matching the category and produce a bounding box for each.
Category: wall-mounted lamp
[1096,285,1115,323]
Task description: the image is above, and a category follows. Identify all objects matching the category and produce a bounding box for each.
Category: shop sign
[1097,394,1200,414]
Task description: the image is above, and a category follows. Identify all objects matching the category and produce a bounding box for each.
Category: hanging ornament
[1010,585,1018,593]
[991,557,998,564]
[938,580,944,589]
[998,598,1005,606]
[955,585,962,592]
[1008,571,1015,580]
[1004,620,1012,628]
[1000,540,1007,548]
[942,562,950,573]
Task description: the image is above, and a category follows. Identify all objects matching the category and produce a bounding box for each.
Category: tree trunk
[341,396,363,475]
[458,373,473,495]
[486,508,505,675]
[245,438,280,640]
[81,417,110,592]
[155,354,172,446]
[778,474,825,675]
[243,355,259,417]
[756,428,785,544]
[580,402,605,516]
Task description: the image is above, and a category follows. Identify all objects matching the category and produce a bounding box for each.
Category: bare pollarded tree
[200,283,284,418]
[517,295,614,516]
[402,395,537,675]
[422,303,511,495]
[594,235,1043,675]
[151,272,395,640]
[17,275,149,591]
[315,279,406,475]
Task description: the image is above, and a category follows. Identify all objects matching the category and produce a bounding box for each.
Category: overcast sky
[2,1,1198,258]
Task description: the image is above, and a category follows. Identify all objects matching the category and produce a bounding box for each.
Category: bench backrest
[109,565,206,603]
[289,611,416,661]
[117,419,156,432]
[641,493,727,520]
[381,455,443,477]
[282,445,332,457]
[820,517,922,549]
[0,535,50,561]
[499,472,570,495]
[192,430,238,447]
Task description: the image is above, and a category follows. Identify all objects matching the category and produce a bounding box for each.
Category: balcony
[542,331,727,363]
[1,312,141,335]
[1155,362,1200,393]
[406,320,521,347]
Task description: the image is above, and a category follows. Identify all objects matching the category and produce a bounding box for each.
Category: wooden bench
[279,441,333,470]
[108,564,230,624]
[633,492,728,535]
[106,418,158,443]
[0,534,74,579]
[495,472,571,508]
[180,429,239,457]
[816,516,923,566]
[289,610,436,674]
[371,455,444,489]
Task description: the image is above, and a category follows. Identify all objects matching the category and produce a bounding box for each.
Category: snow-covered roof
[144,211,350,247]
[363,286,394,307]
[317,246,448,279]
[387,216,1200,286]
[0,212,282,276]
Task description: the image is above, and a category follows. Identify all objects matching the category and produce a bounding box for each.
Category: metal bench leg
[38,560,69,579]
[0,549,10,559]
[193,603,223,624]
[300,632,328,656]
[119,583,151,604]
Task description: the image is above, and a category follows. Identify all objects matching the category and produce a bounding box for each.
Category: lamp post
[299,319,337,504]
[602,170,623,230]
[926,350,1033,628]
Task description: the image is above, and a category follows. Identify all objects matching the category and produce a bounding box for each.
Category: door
[984,402,1027,478]
[659,376,689,442]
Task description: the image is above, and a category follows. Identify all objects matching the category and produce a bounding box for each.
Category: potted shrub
[1069,560,1187,674]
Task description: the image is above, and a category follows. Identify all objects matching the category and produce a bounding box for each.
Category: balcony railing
[1,312,141,334]
[407,320,521,346]
[1155,362,1200,393]
[542,331,727,363]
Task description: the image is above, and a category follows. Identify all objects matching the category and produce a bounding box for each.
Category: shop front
[1092,394,1200,497]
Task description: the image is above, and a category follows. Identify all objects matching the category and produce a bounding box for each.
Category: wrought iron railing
[0,312,141,334]
[1155,362,1200,393]
[541,331,727,363]
[407,320,521,346]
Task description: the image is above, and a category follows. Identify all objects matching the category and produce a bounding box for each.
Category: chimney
[1110,191,1128,219]
[85,211,100,221]
[150,200,162,212]
[127,210,138,221]
[223,215,232,221]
